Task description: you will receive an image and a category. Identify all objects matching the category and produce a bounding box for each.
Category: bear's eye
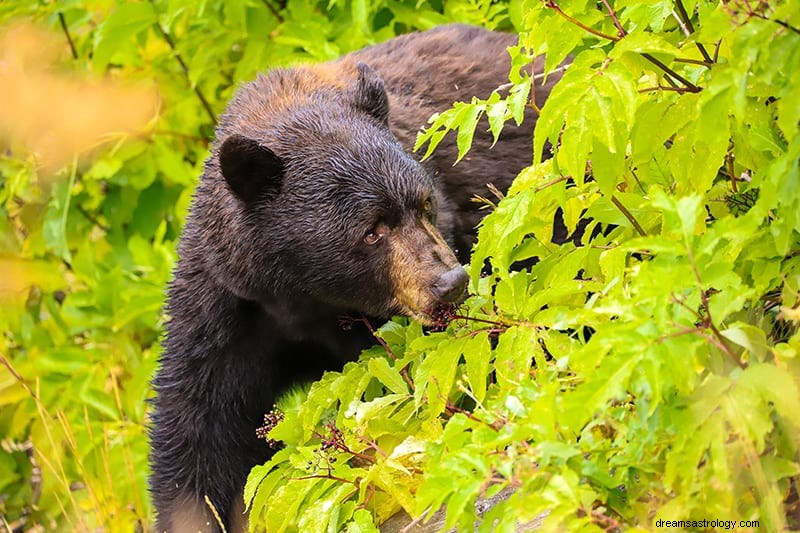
[364,223,388,245]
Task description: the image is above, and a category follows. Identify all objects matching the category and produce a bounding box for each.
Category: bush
[246,0,800,531]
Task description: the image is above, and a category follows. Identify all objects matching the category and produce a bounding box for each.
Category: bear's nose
[431,266,469,303]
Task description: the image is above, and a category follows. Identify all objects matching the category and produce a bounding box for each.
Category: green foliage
[246,0,800,531]
[0,0,509,529]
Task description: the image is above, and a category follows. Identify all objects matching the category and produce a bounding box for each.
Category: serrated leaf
[413,336,464,416]
[486,98,509,146]
[494,325,536,388]
[738,363,800,427]
[508,77,531,126]
[463,332,491,403]
[367,357,409,394]
[456,103,483,163]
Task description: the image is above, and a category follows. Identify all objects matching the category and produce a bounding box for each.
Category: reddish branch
[598,0,626,38]
[345,315,416,392]
[662,248,746,369]
[545,0,703,93]
[611,196,646,237]
[544,0,619,41]
[737,0,800,35]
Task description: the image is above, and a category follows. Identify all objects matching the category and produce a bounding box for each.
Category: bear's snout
[430,265,469,304]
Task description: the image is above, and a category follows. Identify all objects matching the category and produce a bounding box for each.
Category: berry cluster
[319,422,345,452]
[305,422,347,472]
[255,409,284,449]
[426,303,458,331]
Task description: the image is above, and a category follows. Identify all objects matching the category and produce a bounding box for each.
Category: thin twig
[629,168,646,195]
[535,175,569,192]
[294,473,358,485]
[674,0,714,62]
[641,53,702,92]
[58,13,78,59]
[350,315,416,391]
[726,142,738,193]
[773,19,800,35]
[639,85,700,94]
[672,10,693,37]
[259,0,285,22]
[312,428,377,463]
[684,245,745,368]
[495,65,570,92]
[150,11,217,125]
[610,195,646,237]
[77,205,110,232]
[736,0,800,34]
[598,0,626,38]
[545,1,619,41]
[353,316,395,359]
[444,400,497,429]
[452,314,510,328]
[673,57,713,67]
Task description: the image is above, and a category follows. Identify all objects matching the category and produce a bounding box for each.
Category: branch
[535,175,569,192]
[598,0,626,38]
[259,0,285,22]
[345,315,416,392]
[684,245,745,369]
[641,53,702,92]
[726,141,738,193]
[673,0,714,62]
[672,57,713,67]
[773,18,800,35]
[611,195,646,236]
[58,13,79,59]
[294,474,359,486]
[77,205,110,232]
[639,84,701,94]
[737,0,800,35]
[544,1,619,41]
[150,13,217,126]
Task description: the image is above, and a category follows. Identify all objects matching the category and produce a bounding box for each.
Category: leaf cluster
[247,0,800,531]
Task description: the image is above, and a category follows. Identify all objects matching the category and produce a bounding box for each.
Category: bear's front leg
[150,283,275,532]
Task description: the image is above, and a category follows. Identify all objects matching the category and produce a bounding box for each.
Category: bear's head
[207,62,467,324]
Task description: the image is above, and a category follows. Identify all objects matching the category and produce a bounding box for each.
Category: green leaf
[412,335,463,416]
[93,3,156,69]
[721,323,768,361]
[738,363,800,427]
[493,326,536,389]
[367,357,409,395]
[456,102,483,163]
[463,332,491,403]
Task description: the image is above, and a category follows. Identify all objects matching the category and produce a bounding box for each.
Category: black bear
[149,24,560,532]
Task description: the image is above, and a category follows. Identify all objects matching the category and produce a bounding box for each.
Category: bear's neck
[259,293,376,359]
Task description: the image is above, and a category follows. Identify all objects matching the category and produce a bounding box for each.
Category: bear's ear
[219,135,283,204]
[354,62,390,125]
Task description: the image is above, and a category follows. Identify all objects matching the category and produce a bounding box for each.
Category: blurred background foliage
[0,0,506,529]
